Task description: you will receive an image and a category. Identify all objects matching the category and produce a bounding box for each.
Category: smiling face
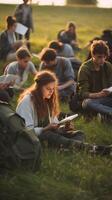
[42,82,55,99]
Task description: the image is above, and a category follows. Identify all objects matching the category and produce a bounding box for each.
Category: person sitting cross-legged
[77,40,112,121]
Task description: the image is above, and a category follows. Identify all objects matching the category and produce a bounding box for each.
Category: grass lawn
[0,4,112,200]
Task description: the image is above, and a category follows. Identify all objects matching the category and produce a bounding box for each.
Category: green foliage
[67,0,97,5]
[0,4,112,200]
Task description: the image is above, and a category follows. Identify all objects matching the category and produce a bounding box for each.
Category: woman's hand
[43,123,59,132]
[64,121,74,131]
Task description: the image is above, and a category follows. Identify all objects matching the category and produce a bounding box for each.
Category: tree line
[67,0,97,5]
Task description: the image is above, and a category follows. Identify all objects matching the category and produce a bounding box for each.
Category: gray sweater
[16,94,59,136]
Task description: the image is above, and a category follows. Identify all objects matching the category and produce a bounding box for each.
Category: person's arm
[4,63,17,75]
[106,62,112,86]
[77,64,92,99]
[29,6,34,31]
[58,80,75,90]
[39,62,46,71]
[29,62,37,75]
[14,4,23,22]
[64,44,74,57]
[59,58,75,89]
[88,91,108,99]
[77,64,107,99]
[16,95,44,135]
[87,62,112,98]
[16,95,59,136]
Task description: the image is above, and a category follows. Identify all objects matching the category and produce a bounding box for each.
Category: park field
[0,4,112,200]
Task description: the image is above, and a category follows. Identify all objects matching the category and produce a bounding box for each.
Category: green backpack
[0,101,41,172]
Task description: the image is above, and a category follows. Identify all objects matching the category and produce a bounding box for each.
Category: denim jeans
[82,96,112,115]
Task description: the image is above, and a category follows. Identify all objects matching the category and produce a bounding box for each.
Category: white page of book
[15,23,28,36]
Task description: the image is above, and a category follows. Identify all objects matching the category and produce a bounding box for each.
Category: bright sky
[0,0,112,7]
[98,0,112,8]
[0,0,66,5]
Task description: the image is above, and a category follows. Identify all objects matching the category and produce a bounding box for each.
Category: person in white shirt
[4,47,37,91]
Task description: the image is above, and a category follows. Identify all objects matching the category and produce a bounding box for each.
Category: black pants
[38,130,85,149]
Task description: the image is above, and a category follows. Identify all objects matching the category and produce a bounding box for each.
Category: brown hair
[40,48,56,62]
[18,70,60,118]
[91,40,109,57]
[6,16,16,29]
[16,47,31,59]
[66,21,76,30]
[48,40,62,51]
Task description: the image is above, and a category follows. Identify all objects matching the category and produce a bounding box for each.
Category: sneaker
[91,144,112,156]
[97,113,102,122]
[97,113,112,123]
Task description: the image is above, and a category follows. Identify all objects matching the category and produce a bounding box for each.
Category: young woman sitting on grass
[16,70,112,155]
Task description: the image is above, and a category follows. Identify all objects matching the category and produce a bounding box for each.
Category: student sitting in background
[39,48,76,102]
[4,47,37,91]
[48,40,81,72]
[78,40,112,121]
[16,70,112,155]
[57,21,80,52]
[0,16,23,61]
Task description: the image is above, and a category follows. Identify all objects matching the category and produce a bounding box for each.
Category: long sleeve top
[77,59,112,99]
[14,3,33,30]
[16,94,59,136]
[0,30,16,60]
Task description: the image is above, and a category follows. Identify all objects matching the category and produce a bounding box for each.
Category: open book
[0,74,19,85]
[103,86,112,93]
[58,114,78,125]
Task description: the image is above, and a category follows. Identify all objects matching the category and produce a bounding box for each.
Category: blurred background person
[0,16,23,61]
[4,47,37,91]
[48,40,81,77]
[57,21,80,52]
[14,0,34,50]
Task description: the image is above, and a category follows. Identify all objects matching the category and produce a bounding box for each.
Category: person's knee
[82,98,92,109]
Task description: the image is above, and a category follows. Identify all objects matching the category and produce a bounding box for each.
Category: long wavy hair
[18,70,60,118]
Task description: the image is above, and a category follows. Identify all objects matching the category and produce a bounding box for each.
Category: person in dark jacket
[78,40,112,118]
[14,0,33,49]
[0,16,23,61]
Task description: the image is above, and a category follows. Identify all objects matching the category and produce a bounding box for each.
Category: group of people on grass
[0,0,112,165]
